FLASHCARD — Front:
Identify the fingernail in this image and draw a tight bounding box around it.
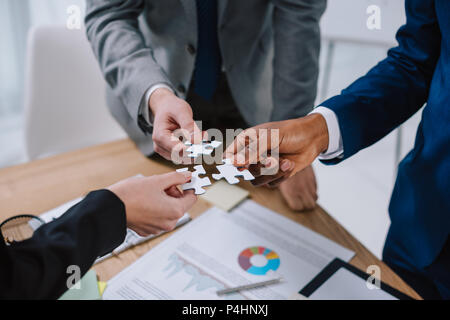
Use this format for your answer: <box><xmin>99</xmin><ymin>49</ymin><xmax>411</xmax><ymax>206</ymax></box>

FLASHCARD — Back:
<box><xmin>181</xmin><ymin>172</ymin><xmax>192</xmax><ymax>179</ymax></box>
<box><xmin>281</xmin><ymin>160</ymin><xmax>291</xmax><ymax>172</ymax></box>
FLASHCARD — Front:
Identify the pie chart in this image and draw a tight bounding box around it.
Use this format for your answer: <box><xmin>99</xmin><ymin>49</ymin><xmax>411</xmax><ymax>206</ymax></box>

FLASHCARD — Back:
<box><xmin>238</xmin><ymin>246</ymin><xmax>280</xmax><ymax>275</ymax></box>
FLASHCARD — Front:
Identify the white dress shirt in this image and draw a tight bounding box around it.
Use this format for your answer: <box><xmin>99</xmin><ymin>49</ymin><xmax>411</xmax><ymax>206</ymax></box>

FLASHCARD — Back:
<box><xmin>139</xmin><ymin>83</ymin><xmax>174</xmax><ymax>126</ymax></box>
<box><xmin>309</xmin><ymin>106</ymin><xmax>344</xmax><ymax>160</ymax></box>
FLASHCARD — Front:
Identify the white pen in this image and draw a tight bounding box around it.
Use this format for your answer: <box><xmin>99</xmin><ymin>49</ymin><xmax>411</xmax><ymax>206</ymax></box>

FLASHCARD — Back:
<box><xmin>216</xmin><ymin>277</ymin><xmax>283</xmax><ymax>296</ymax></box>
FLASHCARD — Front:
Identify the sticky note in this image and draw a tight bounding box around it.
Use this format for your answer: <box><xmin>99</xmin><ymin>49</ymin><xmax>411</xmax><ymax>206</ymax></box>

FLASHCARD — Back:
<box><xmin>59</xmin><ymin>270</ymin><xmax>101</xmax><ymax>300</ymax></box>
<box><xmin>200</xmin><ymin>180</ymin><xmax>249</xmax><ymax>211</ymax></box>
<box><xmin>98</xmin><ymin>281</ymin><xmax>107</xmax><ymax>296</ymax></box>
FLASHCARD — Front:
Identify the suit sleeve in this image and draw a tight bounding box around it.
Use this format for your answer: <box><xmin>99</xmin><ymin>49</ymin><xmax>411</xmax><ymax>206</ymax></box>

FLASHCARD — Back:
<box><xmin>270</xmin><ymin>0</ymin><xmax>326</xmax><ymax>121</ymax></box>
<box><xmin>0</xmin><ymin>190</ymin><xmax>127</xmax><ymax>300</ymax></box>
<box><xmin>84</xmin><ymin>0</ymin><xmax>174</xmax><ymax>130</ymax></box>
<box><xmin>320</xmin><ymin>0</ymin><xmax>441</xmax><ymax>163</ymax></box>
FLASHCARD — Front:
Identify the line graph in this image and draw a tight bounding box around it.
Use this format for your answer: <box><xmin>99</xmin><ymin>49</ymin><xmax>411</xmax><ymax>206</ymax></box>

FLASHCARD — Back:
<box><xmin>163</xmin><ymin>253</ymin><xmax>246</xmax><ymax>299</ymax></box>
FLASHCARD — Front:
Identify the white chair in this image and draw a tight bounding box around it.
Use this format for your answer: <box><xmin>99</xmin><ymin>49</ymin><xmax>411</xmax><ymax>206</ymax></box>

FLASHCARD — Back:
<box><xmin>23</xmin><ymin>25</ymin><xmax>126</xmax><ymax>161</ymax></box>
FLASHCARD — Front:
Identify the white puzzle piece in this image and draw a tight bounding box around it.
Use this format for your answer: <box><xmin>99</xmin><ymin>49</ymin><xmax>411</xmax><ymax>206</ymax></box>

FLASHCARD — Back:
<box><xmin>185</xmin><ymin>140</ymin><xmax>222</xmax><ymax>158</ymax></box>
<box><xmin>176</xmin><ymin>165</ymin><xmax>211</xmax><ymax>195</ymax></box>
<box><xmin>212</xmin><ymin>159</ymin><xmax>255</xmax><ymax>185</ymax></box>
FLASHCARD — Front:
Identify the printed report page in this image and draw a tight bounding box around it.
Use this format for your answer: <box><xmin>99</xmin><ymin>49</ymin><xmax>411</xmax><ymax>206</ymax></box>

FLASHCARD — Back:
<box><xmin>103</xmin><ymin>200</ymin><xmax>354</xmax><ymax>300</ymax></box>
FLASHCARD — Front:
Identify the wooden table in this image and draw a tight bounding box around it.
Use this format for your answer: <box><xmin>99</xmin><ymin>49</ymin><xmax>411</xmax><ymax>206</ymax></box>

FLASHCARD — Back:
<box><xmin>0</xmin><ymin>139</ymin><xmax>420</xmax><ymax>299</ymax></box>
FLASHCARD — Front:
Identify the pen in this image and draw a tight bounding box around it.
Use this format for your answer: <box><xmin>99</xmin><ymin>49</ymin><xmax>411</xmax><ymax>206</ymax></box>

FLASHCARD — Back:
<box><xmin>216</xmin><ymin>277</ymin><xmax>283</xmax><ymax>296</ymax></box>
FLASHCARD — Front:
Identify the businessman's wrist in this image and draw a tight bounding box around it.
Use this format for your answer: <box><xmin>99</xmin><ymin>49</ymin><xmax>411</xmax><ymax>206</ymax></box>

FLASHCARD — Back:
<box><xmin>300</xmin><ymin>113</ymin><xmax>329</xmax><ymax>155</ymax></box>
<box><xmin>149</xmin><ymin>87</ymin><xmax>175</xmax><ymax>116</ymax></box>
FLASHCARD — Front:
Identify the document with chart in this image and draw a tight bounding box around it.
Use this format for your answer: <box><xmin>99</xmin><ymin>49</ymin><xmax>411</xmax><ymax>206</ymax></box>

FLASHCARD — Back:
<box><xmin>103</xmin><ymin>200</ymin><xmax>354</xmax><ymax>300</ymax></box>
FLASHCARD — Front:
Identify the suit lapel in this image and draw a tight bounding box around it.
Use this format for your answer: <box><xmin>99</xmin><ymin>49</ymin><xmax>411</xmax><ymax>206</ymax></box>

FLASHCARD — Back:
<box><xmin>218</xmin><ymin>0</ymin><xmax>229</xmax><ymax>26</ymax></box>
<box><xmin>179</xmin><ymin>0</ymin><xmax>197</xmax><ymax>41</ymax></box>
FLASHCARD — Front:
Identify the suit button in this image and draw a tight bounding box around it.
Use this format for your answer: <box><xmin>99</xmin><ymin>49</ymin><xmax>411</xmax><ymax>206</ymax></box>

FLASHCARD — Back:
<box><xmin>178</xmin><ymin>84</ymin><xmax>186</xmax><ymax>94</ymax></box>
<box><xmin>186</xmin><ymin>44</ymin><xmax>196</xmax><ymax>55</ymax></box>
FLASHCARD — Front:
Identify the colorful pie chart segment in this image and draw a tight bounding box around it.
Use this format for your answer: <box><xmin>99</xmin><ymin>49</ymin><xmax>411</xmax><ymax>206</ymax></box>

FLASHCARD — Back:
<box><xmin>238</xmin><ymin>246</ymin><xmax>280</xmax><ymax>275</ymax></box>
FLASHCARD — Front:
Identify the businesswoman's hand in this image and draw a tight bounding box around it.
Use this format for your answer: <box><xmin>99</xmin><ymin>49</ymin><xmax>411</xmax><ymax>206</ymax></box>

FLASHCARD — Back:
<box><xmin>108</xmin><ymin>171</ymin><xmax>197</xmax><ymax>237</ymax></box>
<box><xmin>149</xmin><ymin>88</ymin><xmax>205</xmax><ymax>163</ymax></box>
<box><xmin>224</xmin><ymin>113</ymin><xmax>329</xmax><ymax>187</ymax></box>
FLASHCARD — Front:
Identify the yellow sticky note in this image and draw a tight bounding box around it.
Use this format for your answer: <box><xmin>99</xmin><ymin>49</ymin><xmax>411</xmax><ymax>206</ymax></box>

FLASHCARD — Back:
<box><xmin>98</xmin><ymin>281</ymin><xmax>107</xmax><ymax>296</ymax></box>
<box><xmin>200</xmin><ymin>180</ymin><xmax>249</xmax><ymax>211</ymax></box>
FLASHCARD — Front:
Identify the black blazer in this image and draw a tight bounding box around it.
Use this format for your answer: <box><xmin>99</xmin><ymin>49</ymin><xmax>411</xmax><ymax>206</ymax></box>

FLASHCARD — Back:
<box><xmin>0</xmin><ymin>190</ymin><xmax>127</xmax><ymax>299</ymax></box>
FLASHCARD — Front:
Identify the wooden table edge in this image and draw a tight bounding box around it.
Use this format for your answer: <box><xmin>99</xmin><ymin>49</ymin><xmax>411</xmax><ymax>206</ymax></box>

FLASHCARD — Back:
<box><xmin>0</xmin><ymin>139</ymin><xmax>421</xmax><ymax>299</ymax></box>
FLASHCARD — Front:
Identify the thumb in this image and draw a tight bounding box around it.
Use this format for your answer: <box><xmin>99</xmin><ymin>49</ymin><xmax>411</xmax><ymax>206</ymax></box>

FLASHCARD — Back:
<box><xmin>225</xmin><ymin>127</ymin><xmax>265</xmax><ymax>167</ymax></box>
<box><xmin>156</xmin><ymin>171</ymin><xmax>192</xmax><ymax>190</ymax></box>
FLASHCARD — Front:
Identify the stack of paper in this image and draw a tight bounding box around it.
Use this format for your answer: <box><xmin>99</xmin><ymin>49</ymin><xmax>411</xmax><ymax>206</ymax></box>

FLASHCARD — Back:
<box><xmin>103</xmin><ymin>200</ymin><xmax>354</xmax><ymax>300</ymax></box>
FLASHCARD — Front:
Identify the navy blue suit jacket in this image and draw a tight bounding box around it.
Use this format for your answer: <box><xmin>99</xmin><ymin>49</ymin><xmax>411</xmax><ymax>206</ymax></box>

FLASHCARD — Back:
<box><xmin>321</xmin><ymin>0</ymin><xmax>449</xmax><ymax>270</ymax></box>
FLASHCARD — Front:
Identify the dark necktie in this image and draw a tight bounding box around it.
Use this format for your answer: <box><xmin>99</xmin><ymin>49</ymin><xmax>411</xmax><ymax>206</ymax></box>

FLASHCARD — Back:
<box><xmin>193</xmin><ymin>0</ymin><xmax>222</xmax><ymax>101</ymax></box>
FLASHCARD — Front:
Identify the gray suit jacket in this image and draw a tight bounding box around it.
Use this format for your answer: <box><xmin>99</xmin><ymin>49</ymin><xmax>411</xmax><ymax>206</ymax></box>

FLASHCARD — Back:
<box><xmin>85</xmin><ymin>0</ymin><xmax>326</xmax><ymax>155</ymax></box>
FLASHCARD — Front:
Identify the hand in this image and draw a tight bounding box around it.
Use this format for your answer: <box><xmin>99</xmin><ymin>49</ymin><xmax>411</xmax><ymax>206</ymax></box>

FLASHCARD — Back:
<box><xmin>279</xmin><ymin>165</ymin><xmax>318</xmax><ymax>211</ymax></box>
<box><xmin>224</xmin><ymin>113</ymin><xmax>329</xmax><ymax>186</ymax></box>
<box><xmin>149</xmin><ymin>88</ymin><xmax>205</xmax><ymax>162</ymax></box>
<box><xmin>108</xmin><ymin>172</ymin><xmax>197</xmax><ymax>237</ymax></box>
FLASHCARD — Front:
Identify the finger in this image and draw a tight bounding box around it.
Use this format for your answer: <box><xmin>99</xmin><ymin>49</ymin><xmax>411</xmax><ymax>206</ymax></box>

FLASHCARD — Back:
<box><xmin>228</xmin><ymin>125</ymin><xmax>282</xmax><ymax>167</ymax></box>
<box><xmin>201</xmin><ymin>130</ymin><xmax>209</xmax><ymax>141</ymax></box>
<box><xmin>248</xmin><ymin>156</ymin><xmax>285</xmax><ymax>178</ymax></box>
<box><xmin>283</xmin><ymin>186</ymin><xmax>307</xmax><ymax>211</ymax></box>
<box><xmin>171</xmin><ymin>141</ymin><xmax>194</xmax><ymax>165</ymax></box>
<box><xmin>132</xmin><ymin>225</ymin><xmax>163</xmax><ymax>237</ymax></box>
<box><xmin>307</xmin><ymin>167</ymin><xmax>318</xmax><ymax>197</ymax></box>
<box><xmin>147</xmin><ymin>219</ymin><xmax>176</xmax><ymax>233</ymax></box>
<box><xmin>153</xmin><ymin>129</ymin><xmax>187</xmax><ymax>159</ymax></box>
<box><xmin>162</xmin><ymin>128</ymin><xmax>199</xmax><ymax>164</ymax></box>
<box><xmin>267</xmin><ymin>175</ymin><xmax>290</xmax><ymax>188</ymax></box>
<box><xmin>175</xmin><ymin>112</ymin><xmax>203</xmax><ymax>144</ymax></box>
<box><xmin>165</xmin><ymin>185</ymin><xmax>183</xmax><ymax>198</ymax></box>
<box><xmin>153</xmin><ymin>141</ymin><xmax>174</xmax><ymax>160</ymax></box>
<box><xmin>305</xmin><ymin>173</ymin><xmax>318</xmax><ymax>202</ymax></box>
<box><xmin>259</xmin><ymin>156</ymin><xmax>283</xmax><ymax>176</ymax></box>
<box><xmin>188</xmin><ymin>126</ymin><xmax>207</xmax><ymax>145</ymax></box>
<box><xmin>250</xmin><ymin>157</ymin><xmax>288</xmax><ymax>186</ymax></box>
<box><xmin>301</xmin><ymin>191</ymin><xmax>316</xmax><ymax>210</ymax></box>
<box><xmin>280</xmin><ymin>158</ymin><xmax>293</xmax><ymax>173</ymax></box>
<box><xmin>144</xmin><ymin>226</ymin><xmax>164</xmax><ymax>236</ymax></box>
<box><xmin>174</xmin><ymin>190</ymin><xmax>198</xmax><ymax>214</ymax></box>
<box><xmin>224</xmin><ymin>126</ymin><xmax>263</xmax><ymax>157</ymax></box>
<box><xmin>252</xmin><ymin>171</ymin><xmax>289</xmax><ymax>187</ymax></box>
<box><xmin>224</xmin><ymin>130</ymin><xmax>248</xmax><ymax>159</ymax></box>
<box><xmin>295</xmin><ymin>166</ymin><xmax>318</xmax><ymax>203</ymax></box>
<box><xmin>283</xmin><ymin>182</ymin><xmax>316</xmax><ymax>211</ymax></box>
<box><xmin>155</xmin><ymin>171</ymin><xmax>192</xmax><ymax>189</ymax></box>
<box><xmin>247</xmin><ymin>162</ymin><xmax>264</xmax><ymax>178</ymax></box>
<box><xmin>224</xmin><ymin>128</ymin><xmax>264</xmax><ymax>166</ymax></box>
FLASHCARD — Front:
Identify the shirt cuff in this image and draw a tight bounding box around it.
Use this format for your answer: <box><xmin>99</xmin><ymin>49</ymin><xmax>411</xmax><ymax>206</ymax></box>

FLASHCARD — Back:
<box><xmin>309</xmin><ymin>106</ymin><xmax>344</xmax><ymax>160</ymax></box>
<box><xmin>138</xmin><ymin>83</ymin><xmax>174</xmax><ymax>127</ymax></box>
